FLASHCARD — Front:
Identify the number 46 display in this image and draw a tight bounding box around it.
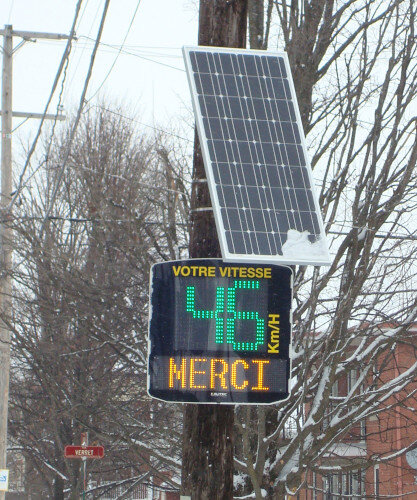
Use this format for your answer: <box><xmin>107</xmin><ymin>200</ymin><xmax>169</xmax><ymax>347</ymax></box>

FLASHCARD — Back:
<box><xmin>186</xmin><ymin>280</ymin><xmax>265</xmax><ymax>351</ymax></box>
<box><xmin>147</xmin><ymin>259</ymin><xmax>292</xmax><ymax>405</ymax></box>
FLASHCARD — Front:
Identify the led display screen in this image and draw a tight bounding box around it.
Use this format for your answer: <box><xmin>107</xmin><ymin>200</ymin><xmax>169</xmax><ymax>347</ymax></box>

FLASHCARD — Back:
<box><xmin>147</xmin><ymin>259</ymin><xmax>292</xmax><ymax>404</ymax></box>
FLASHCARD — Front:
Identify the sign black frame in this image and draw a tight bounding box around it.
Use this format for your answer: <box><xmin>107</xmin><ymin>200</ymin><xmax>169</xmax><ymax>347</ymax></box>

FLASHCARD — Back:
<box><xmin>147</xmin><ymin>259</ymin><xmax>292</xmax><ymax>404</ymax></box>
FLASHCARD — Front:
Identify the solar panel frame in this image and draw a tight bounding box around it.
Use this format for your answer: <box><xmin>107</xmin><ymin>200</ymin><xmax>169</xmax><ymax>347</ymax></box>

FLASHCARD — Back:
<box><xmin>183</xmin><ymin>46</ymin><xmax>331</xmax><ymax>266</ymax></box>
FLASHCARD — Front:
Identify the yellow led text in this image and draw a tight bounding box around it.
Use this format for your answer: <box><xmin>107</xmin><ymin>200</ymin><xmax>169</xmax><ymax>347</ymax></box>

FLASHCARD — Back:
<box><xmin>210</xmin><ymin>359</ymin><xmax>229</xmax><ymax>389</ymax></box>
<box><xmin>189</xmin><ymin>358</ymin><xmax>208</xmax><ymax>389</ymax></box>
<box><xmin>171</xmin><ymin>265</ymin><xmax>272</xmax><ymax>279</ymax></box>
<box><xmin>268</xmin><ymin>314</ymin><xmax>280</xmax><ymax>354</ymax></box>
<box><xmin>230</xmin><ymin>360</ymin><xmax>249</xmax><ymax>390</ymax></box>
<box><xmin>169</xmin><ymin>357</ymin><xmax>187</xmax><ymax>388</ymax></box>
<box><xmin>172</xmin><ymin>265</ymin><xmax>216</xmax><ymax>277</ymax></box>
<box><xmin>168</xmin><ymin>357</ymin><xmax>270</xmax><ymax>391</ymax></box>
<box><xmin>218</xmin><ymin>266</ymin><xmax>271</xmax><ymax>279</ymax></box>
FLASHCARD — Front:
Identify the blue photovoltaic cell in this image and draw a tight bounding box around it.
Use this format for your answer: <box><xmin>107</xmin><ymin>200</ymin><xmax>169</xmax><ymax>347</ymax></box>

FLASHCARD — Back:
<box><xmin>183</xmin><ymin>47</ymin><xmax>330</xmax><ymax>265</ymax></box>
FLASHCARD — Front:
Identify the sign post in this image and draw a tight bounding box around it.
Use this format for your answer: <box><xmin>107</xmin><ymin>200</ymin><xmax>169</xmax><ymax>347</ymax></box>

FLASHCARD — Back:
<box><xmin>81</xmin><ymin>432</ymin><xmax>87</xmax><ymax>500</ymax></box>
<box><xmin>148</xmin><ymin>259</ymin><xmax>292</xmax><ymax>404</ymax></box>
<box><xmin>64</xmin><ymin>435</ymin><xmax>104</xmax><ymax>499</ymax></box>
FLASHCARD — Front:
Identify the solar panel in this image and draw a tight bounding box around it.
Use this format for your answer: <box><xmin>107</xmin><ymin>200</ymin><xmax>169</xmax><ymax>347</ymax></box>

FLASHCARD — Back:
<box><xmin>183</xmin><ymin>46</ymin><xmax>331</xmax><ymax>266</ymax></box>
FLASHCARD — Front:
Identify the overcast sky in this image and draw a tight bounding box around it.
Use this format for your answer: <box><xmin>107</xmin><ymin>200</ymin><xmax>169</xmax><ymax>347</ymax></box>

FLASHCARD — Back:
<box><xmin>0</xmin><ymin>0</ymin><xmax>199</xmax><ymax>149</ymax></box>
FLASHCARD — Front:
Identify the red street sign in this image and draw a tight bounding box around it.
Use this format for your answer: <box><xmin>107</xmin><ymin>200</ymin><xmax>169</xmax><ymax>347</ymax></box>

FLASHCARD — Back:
<box><xmin>64</xmin><ymin>445</ymin><xmax>104</xmax><ymax>459</ymax></box>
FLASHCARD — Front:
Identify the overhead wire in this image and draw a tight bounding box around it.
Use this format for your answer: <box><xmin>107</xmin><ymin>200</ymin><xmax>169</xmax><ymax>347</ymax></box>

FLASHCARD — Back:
<box><xmin>97</xmin><ymin>44</ymin><xmax>185</xmax><ymax>71</ymax></box>
<box><xmin>4</xmin><ymin>215</ymin><xmax>188</xmax><ymax>225</ymax></box>
<box><xmin>86</xmin><ymin>0</ymin><xmax>143</xmax><ymax>102</ymax></box>
<box><xmin>7</xmin><ymin>0</ymin><xmax>14</xmax><ymax>23</ymax></box>
<box><xmin>41</xmin><ymin>35</ymin><xmax>73</xmax><ymax>174</ymax></box>
<box><xmin>62</xmin><ymin>0</ymin><xmax>102</xmax><ymax>102</ymax></box>
<box><xmin>10</xmin><ymin>5</ymin><xmax>415</xmax><ymax>246</ymax></box>
<box><xmin>9</xmin><ymin>0</ymin><xmax>84</xmax><ymax>210</ymax></box>
<box><xmin>40</xmin><ymin>39</ymin><xmax>183</xmax><ymax>58</ymax></box>
<box><xmin>7</xmin><ymin>213</ymin><xmax>416</xmax><ymax>241</ymax></box>
<box><xmin>78</xmin><ymin>36</ymin><xmax>185</xmax><ymax>72</ymax></box>
<box><xmin>9</xmin><ymin>0</ymin><xmax>189</xmax><ymax>222</ymax></box>
<box><xmin>12</xmin><ymin>117</ymin><xmax>29</xmax><ymax>132</ymax></box>
<box><xmin>89</xmin><ymin>104</ymin><xmax>193</xmax><ymax>143</ymax></box>
<box><xmin>39</xmin><ymin>0</ymin><xmax>112</xmax><ymax>237</ymax></box>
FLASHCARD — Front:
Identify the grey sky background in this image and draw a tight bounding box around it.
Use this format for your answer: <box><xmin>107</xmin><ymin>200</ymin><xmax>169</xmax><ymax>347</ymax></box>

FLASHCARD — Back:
<box><xmin>1</xmin><ymin>0</ymin><xmax>199</xmax><ymax>149</ymax></box>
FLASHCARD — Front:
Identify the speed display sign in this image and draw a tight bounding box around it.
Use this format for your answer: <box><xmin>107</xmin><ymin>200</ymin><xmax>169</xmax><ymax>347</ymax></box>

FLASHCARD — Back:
<box><xmin>147</xmin><ymin>259</ymin><xmax>292</xmax><ymax>404</ymax></box>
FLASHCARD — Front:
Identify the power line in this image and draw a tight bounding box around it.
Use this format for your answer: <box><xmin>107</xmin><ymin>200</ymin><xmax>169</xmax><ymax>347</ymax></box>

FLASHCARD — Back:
<box><xmin>61</xmin><ymin>0</ymin><xmax>99</xmax><ymax>103</ymax></box>
<box><xmin>40</xmin><ymin>0</ymin><xmax>112</xmax><ymax>237</ymax></box>
<box><xmin>42</xmin><ymin>38</ymin><xmax>183</xmax><ymax>57</ymax></box>
<box><xmin>7</xmin><ymin>0</ymin><xmax>14</xmax><ymax>24</ymax></box>
<box><xmin>9</xmin><ymin>0</ymin><xmax>83</xmax><ymax>211</ymax></box>
<box><xmin>12</xmin><ymin>117</ymin><xmax>29</xmax><ymax>132</ymax></box>
<box><xmin>89</xmin><ymin>104</ymin><xmax>193</xmax><ymax>143</ymax></box>
<box><xmin>8</xmin><ymin>213</ymin><xmax>417</xmax><ymax>242</ymax></box>
<box><xmin>59</xmin><ymin>159</ymin><xmax>191</xmax><ymax>196</ymax></box>
<box><xmin>78</xmin><ymin>36</ymin><xmax>185</xmax><ymax>72</ymax></box>
<box><xmin>10</xmin><ymin>104</ymin><xmax>193</xmax><ymax>208</ymax></box>
<box><xmin>8</xmin><ymin>106</ymin><xmax>193</xmax><ymax>203</ymax></box>
<box><xmin>41</xmin><ymin>34</ymin><xmax>74</xmax><ymax>179</ymax></box>
<box><xmin>327</xmin><ymin>230</ymin><xmax>417</xmax><ymax>242</ymax></box>
<box><xmin>86</xmin><ymin>0</ymin><xmax>143</xmax><ymax>102</ymax></box>
<box><xmin>4</xmin><ymin>215</ymin><xmax>189</xmax><ymax>225</ymax></box>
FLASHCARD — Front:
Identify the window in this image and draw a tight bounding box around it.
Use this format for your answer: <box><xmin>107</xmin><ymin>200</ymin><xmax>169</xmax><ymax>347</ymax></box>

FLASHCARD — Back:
<box><xmin>324</xmin><ymin>470</ymin><xmax>365</xmax><ymax>499</ymax></box>
<box><xmin>347</xmin><ymin>368</ymin><xmax>366</xmax><ymax>440</ymax></box>
<box><xmin>374</xmin><ymin>465</ymin><xmax>380</xmax><ymax>498</ymax></box>
<box><xmin>323</xmin><ymin>381</ymin><xmax>339</xmax><ymax>431</ymax></box>
<box><xmin>322</xmin><ymin>370</ymin><xmax>366</xmax><ymax>439</ymax></box>
<box><xmin>100</xmin><ymin>482</ymin><xmax>149</xmax><ymax>499</ymax></box>
<box><xmin>312</xmin><ymin>472</ymin><xmax>317</xmax><ymax>500</ymax></box>
<box><xmin>324</xmin><ymin>473</ymin><xmax>338</xmax><ymax>499</ymax></box>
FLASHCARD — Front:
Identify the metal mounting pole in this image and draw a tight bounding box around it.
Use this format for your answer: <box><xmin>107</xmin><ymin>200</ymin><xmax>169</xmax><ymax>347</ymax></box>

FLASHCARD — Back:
<box><xmin>81</xmin><ymin>432</ymin><xmax>88</xmax><ymax>500</ymax></box>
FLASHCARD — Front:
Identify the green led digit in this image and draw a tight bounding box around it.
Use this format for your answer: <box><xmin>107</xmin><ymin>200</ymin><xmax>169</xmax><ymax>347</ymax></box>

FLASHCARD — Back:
<box><xmin>186</xmin><ymin>286</ymin><xmax>214</xmax><ymax>319</ymax></box>
<box><xmin>185</xmin><ymin>280</ymin><xmax>265</xmax><ymax>351</ymax></box>
<box><xmin>227</xmin><ymin>281</ymin><xmax>265</xmax><ymax>351</ymax></box>
<box><xmin>186</xmin><ymin>285</ymin><xmax>224</xmax><ymax>341</ymax></box>
<box><xmin>215</xmin><ymin>287</ymin><xmax>225</xmax><ymax>343</ymax></box>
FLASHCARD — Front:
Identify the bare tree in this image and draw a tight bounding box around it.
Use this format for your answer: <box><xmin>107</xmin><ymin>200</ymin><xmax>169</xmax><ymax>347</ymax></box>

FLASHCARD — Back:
<box><xmin>8</xmin><ymin>107</ymin><xmax>190</xmax><ymax>498</ymax></box>
<box><xmin>6</xmin><ymin>1</ymin><xmax>417</xmax><ymax>498</ymax></box>
<box><xmin>234</xmin><ymin>0</ymin><xmax>417</xmax><ymax>497</ymax></box>
<box><xmin>248</xmin><ymin>0</ymin><xmax>274</xmax><ymax>50</ymax></box>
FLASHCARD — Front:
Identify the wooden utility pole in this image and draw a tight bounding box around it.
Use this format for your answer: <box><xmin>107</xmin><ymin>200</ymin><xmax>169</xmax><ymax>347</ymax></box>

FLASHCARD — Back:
<box><xmin>181</xmin><ymin>2</ymin><xmax>248</xmax><ymax>499</ymax></box>
<box><xmin>0</xmin><ymin>25</ymin><xmax>66</xmax><ymax>500</ymax></box>
<box><xmin>0</xmin><ymin>26</ymin><xmax>12</xmax><ymax>500</ymax></box>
